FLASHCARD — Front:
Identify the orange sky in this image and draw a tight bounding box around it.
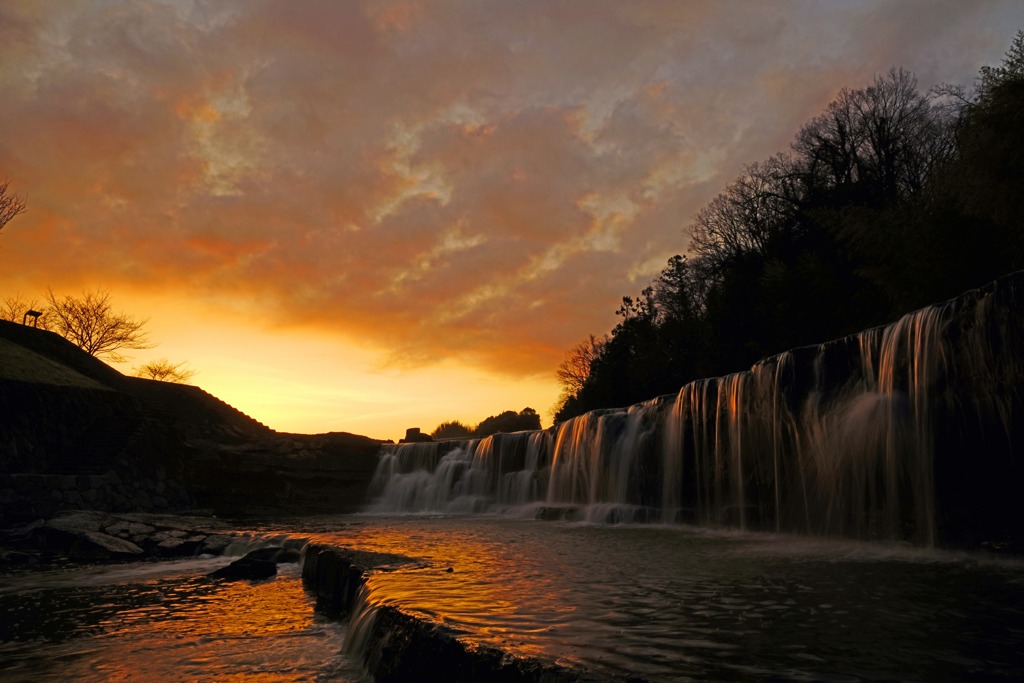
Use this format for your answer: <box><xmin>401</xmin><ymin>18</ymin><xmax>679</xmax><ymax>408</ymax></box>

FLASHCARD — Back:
<box><xmin>1</xmin><ymin>1</ymin><xmax>1021</xmax><ymax>441</ymax></box>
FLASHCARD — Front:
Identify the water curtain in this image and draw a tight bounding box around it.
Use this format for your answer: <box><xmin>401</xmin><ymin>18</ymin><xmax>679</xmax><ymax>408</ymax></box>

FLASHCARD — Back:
<box><xmin>367</xmin><ymin>274</ymin><xmax>1023</xmax><ymax>546</ymax></box>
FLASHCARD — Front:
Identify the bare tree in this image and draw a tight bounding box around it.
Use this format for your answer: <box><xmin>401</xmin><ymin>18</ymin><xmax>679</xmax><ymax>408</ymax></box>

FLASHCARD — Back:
<box><xmin>556</xmin><ymin>334</ymin><xmax>606</xmax><ymax>397</ymax></box>
<box><xmin>1</xmin><ymin>293</ymin><xmax>47</xmax><ymax>326</ymax></box>
<box><xmin>688</xmin><ymin>154</ymin><xmax>797</xmax><ymax>277</ymax></box>
<box><xmin>793</xmin><ymin>68</ymin><xmax>955</xmax><ymax>202</ymax></box>
<box><xmin>1</xmin><ymin>179</ymin><xmax>27</xmax><ymax>234</ymax></box>
<box><xmin>45</xmin><ymin>289</ymin><xmax>153</xmax><ymax>362</ymax></box>
<box><xmin>134</xmin><ymin>358</ymin><xmax>197</xmax><ymax>383</ymax></box>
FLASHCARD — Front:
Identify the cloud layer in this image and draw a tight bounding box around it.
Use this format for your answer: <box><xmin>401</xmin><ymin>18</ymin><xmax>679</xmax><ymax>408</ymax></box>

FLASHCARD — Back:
<box><xmin>2</xmin><ymin>0</ymin><xmax>1020</xmax><ymax>384</ymax></box>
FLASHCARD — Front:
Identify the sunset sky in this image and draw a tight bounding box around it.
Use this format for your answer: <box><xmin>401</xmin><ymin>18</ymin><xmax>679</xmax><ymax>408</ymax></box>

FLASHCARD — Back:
<box><xmin>1</xmin><ymin>1</ymin><xmax>1021</xmax><ymax>441</ymax></box>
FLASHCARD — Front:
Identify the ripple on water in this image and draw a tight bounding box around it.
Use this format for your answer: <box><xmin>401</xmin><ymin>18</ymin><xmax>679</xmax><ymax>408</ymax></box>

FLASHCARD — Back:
<box><xmin>309</xmin><ymin>515</ymin><xmax>1024</xmax><ymax>681</ymax></box>
<box><xmin>2</xmin><ymin>516</ymin><xmax>1023</xmax><ymax>682</ymax></box>
<box><xmin>0</xmin><ymin>559</ymin><xmax>364</xmax><ymax>682</ymax></box>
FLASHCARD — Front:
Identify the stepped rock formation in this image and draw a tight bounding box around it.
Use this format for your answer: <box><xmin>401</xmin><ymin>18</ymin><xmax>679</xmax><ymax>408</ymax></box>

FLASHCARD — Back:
<box><xmin>301</xmin><ymin>544</ymin><xmax>601</xmax><ymax>683</ymax></box>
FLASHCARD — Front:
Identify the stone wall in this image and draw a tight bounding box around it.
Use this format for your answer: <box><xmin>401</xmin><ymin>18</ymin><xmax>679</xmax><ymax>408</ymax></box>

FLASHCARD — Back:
<box><xmin>0</xmin><ymin>468</ymin><xmax>191</xmax><ymax>524</ymax></box>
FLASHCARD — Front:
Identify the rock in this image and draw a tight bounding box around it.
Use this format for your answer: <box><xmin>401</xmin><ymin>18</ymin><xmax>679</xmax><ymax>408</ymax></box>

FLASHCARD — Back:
<box><xmin>198</xmin><ymin>534</ymin><xmax>237</xmax><ymax>556</ymax></box>
<box><xmin>0</xmin><ymin>549</ymin><xmax>38</xmax><ymax>567</ymax></box>
<box><xmin>298</xmin><ymin>547</ymin><xmax>602</xmax><ymax>683</ymax></box>
<box><xmin>154</xmin><ymin>535</ymin><xmax>205</xmax><ymax>557</ymax></box>
<box><xmin>242</xmin><ymin>546</ymin><xmax>302</xmax><ymax>563</ymax></box>
<box><xmin>209</xmin><ymin>557</ymin><xmax>277</xmax><ymax>581</ymax></box>
<box><xmin>75</xmin><ymin>531</ymin><xmax>145</xmax><ymax>560</ymax></box>
<box><xmin>44</xmin><ymin>510</ymin><xmax>107</xmax><ymax>534</ymax></box>
<box><xmin>6</xmin><ymin>510</ymin><xmax>241</xmax><ymax>565</ymax></box>
<box><xmin>34</xmin><ymin>525</ymin><xmax>145</xmax><ymax>561</ymax></box>
<box><xmin>301</xmin><ymin>544</ymin><xmax>416</xmax><ymax>615</ymax></box>
<box><xmin>132</xmin><ymin>491</ymin><xmax>153</xmax><ymax>509</ymax></box>
<box><xmin>535</xmin><ymin>506</ymin><xmax>582</xmax><ymax>522</ymax></box>
<box><xmin>103</xmin><ymin>521</ymin><xmax>156</xmax><ymax>539</ymax></box>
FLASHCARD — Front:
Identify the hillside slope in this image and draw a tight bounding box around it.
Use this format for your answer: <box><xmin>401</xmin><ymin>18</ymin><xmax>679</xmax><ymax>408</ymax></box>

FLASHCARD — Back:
<box><xmin>0</xmin><ymin>321</ymin><xmax>382</xmax><ymax>523</ymax></box>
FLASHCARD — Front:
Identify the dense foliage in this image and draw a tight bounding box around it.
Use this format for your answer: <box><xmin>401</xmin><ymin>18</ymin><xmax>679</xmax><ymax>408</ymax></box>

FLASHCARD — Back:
<box><xmin>432</xmin><ymin>407</ymin><xmax>542</xmax><ymax>439</ymax></box>
<box><xmin>431</xmin><ymin>420</ymin><xmax>474</xmax><ymax>439</ymax></box>
<box><xmin>555</xmin><ymin>32</ymin><xmax>1024</xmax><ymax>423</ymax></box>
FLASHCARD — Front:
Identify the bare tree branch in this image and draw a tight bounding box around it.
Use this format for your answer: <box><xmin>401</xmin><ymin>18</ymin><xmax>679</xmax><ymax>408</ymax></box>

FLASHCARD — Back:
<box><xmin>0</xmin><ymin>179</ymin><xmax>27</xmax><ymax>233</ymax></box>
<box><xmin>134</xmin><ymin>358</ymin><xmax>197</xmax><ymax>383</ymax></box>
<box><xmin>44</xmin><ymin>289</ymin><xmax>153</xmax><ymax>362</ymax></box>
<box><xmin>1</xmin><ymin>294</ymin><xmax>47</xmax><ymax>326</ymax></box>
<box><xmin>556</xmin><ymin>334</ymin><xmax>606</xmax><ymax>396</ymax></box>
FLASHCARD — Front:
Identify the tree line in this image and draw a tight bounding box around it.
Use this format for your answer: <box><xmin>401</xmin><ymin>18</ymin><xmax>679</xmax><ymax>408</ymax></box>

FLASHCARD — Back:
<box><xmin>432</xmin><ymin>407</ymin><xmax>542</xmax><ymax>439</ymax></box>
<box><xmin>555</xmin><ymin>31</ymin><xmax>1024</xmax><ymax>422</ymax></box>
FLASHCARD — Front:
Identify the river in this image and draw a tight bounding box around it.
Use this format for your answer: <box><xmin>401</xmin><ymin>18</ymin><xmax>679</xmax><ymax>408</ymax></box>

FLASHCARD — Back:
<box><xmin>2</xmin><ymin>515</ymin><xmax>1023</xmax><ymax>681</ymax></box>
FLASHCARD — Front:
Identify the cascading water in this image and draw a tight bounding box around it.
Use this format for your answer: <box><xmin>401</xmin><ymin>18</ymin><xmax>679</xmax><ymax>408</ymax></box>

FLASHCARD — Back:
<box><xmin>365</xmin><ymin>273</ymin><xmax>1023</xmax><ymax>546</ymax></box>
<box><xmin>368</xmin><ymin>431</ymin><xmax>553</xmax><ymax>515</ymax></box>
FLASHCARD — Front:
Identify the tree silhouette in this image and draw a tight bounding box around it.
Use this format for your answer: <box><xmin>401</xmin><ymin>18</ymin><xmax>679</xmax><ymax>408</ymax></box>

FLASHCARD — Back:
<box><xmin>432</xmin><ymin>420</ymin><xmax>474</xmax><ymax>439</ymax></box>
<box><xmin>474</xmin><ymin>408</ymin><xmax>541</xmax><ymax>436</ymax></box>
<box><xmin>555</xmin><ymin>32</ymin><xmax>1024</xmax><ymax>423</ymax></box>
<box><xmin>44</xmin><ymin>289</ymin><xmax>153</xmax><ymax>362</ymax></box>
<box><xmin>1</xmin><ymin>294</ymin><xmax>46</xmax><ymax>325</ymax></box>
<box><xmin>0</xmin><ymin>179</ymin><xmax>26</xmax><ymax>234</ymax></box>
<box><xmin>134</xmin><ymin>358</ymin><xmax>197</xmax><ymax>383</ymax></box>
<box><xmin>556</xmin><ymin>335</ymin><xmax>606</xmax><ymax>395</ymax></box>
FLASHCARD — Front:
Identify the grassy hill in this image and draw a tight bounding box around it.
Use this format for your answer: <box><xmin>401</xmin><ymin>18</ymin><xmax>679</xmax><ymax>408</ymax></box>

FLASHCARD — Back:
<box><xmin>0</xmin><ymin>336</ymin><xmax>110</xmax><ymax>389</ymax></box>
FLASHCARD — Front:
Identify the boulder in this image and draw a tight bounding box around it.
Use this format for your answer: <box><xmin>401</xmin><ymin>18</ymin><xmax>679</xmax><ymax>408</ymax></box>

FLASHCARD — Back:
<box><xmin>4</xmin><ymin>510</ymin><xmax>240</xmax><ymax>565</ymax></box>
<box><xmin>76</xmin><ymin>530</ymin><xmax>145</xmax><ymax>560</ymax></box>
<box><xmin>34</xmin><ymin>525</ymin><xmax>145</xmax><ymax>561</ymax></box>
<box><xmin>242</xmin><ymin>546</ymin><xmax>303</xmax><ymax>563</ymax></box>
<box><xmin>154</xmin><ymin>535</ymin><xmax>206</xmax><ymax>557</ymax></box>
<box><xmin>209</xmin><ymin>556</ymin><xmax>277</xmax><ymax>581</ymax></box>
<box><xmin>198</xmin><ymin>534</ymin><xmax>237</xmax><ymax>556</ymax></box>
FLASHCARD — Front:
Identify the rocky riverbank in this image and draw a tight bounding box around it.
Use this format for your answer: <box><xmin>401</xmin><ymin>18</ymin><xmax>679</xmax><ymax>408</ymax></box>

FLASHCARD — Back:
<box><xmin>0</xmin><ymin>509</ymin><xmax>288</xmax><ymax>570</ymax></box>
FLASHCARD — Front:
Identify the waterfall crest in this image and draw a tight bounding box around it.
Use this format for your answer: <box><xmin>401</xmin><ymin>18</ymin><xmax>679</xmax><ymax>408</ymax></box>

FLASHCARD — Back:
<box><xmin>366</xmin><ymin>273</ymin><xmax>1024</xmax><ymax>546</ymax></box>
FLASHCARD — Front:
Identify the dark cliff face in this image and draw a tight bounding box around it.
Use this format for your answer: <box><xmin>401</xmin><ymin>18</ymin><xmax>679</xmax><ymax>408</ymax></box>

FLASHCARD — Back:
<box><xmin>0</xmin><ymin>321</ymin><xmax>382</xmax><ymax>523</ymax></box>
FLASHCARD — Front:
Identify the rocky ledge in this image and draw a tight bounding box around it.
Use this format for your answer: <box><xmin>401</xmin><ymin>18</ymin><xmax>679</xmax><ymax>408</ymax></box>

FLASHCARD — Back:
<box><xmin>302</xmin><ymin>543</ymin><xmax>621</xmax><ymax>683</ymax></box>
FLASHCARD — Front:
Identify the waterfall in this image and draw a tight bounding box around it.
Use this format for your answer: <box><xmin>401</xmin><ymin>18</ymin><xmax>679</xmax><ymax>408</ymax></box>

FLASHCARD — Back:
<box><xmin>368</xmin><ymin>431</ymin><xmax>553</xmax><ymax>515</ymax></box>
<box><xmin>342</xmin><ymin>584</ymin><xmax>379</xmax><ymax>659</ymax></box>
<box><xmin>363</xmin><ymin>273</ymin><xmax>1023</xmax><ymax>546</ymax></box>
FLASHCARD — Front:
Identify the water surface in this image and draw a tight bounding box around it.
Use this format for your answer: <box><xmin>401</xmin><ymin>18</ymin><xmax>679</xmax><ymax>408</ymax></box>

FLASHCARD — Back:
<box><xmin>0</xmin><ymin>556</ymin><xmax>361</xmax><ymax>682</ymax></box>
<box><xmin>2</xmin><ymin>516</ymin><xmax>1022</xmax><ymax>682</ymax></box>
<box><xmin>310</xmin><ymin>515</ymin><xmax>1024</xmax><ymax>682</ymax></box>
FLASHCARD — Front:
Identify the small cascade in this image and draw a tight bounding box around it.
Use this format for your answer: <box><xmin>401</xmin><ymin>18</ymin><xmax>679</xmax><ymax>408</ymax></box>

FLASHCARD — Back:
<box><xmin>363</xmin><ymin>273</ymin><xmax>1023</xmax><ymax>546</ymax></box>
<box><xmin>546</xmin><ymin>398</ymin><xmax>666</xmax><ymax>522</ymax></box>
<box><xmin>342</xmin><ymin>583</ymin><xmax>379</xmax><ymax>659</ymax></box>
<box><xmin>367</xmin><ymin>431</ymin><xmax>553</xmax><ymax>514</ymax></box>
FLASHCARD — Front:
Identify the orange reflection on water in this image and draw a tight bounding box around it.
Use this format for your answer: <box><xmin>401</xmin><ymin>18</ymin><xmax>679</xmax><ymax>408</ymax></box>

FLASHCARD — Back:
<box><xmin>49</xmin><ymin>567</ymin><xmax>347</xmax><ymax>683</ymax></box>
<box><xmin>314</xmin><ymin>521</ymin><xmax>585</xmax><ymax>665</ymax></box>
